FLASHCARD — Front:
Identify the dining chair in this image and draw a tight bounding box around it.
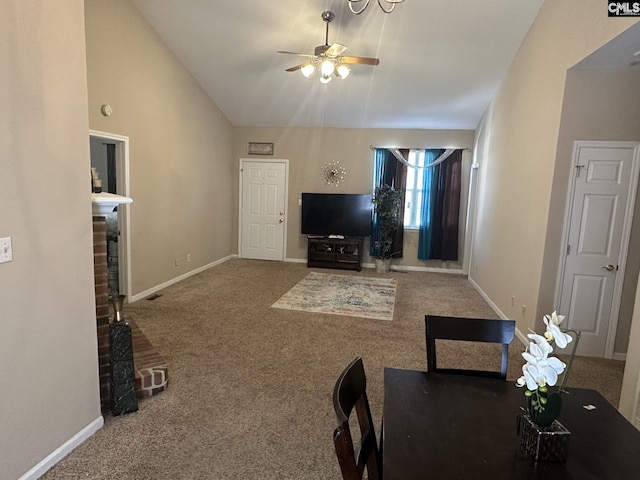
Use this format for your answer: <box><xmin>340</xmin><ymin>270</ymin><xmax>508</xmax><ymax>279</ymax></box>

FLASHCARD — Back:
<box><xmin>332</xmin><ymin>357</ymin><xmax>382</xmax><ymax>480</ymax></box>
<box><xmin>425</xmin><ymin>315</ymin><xmax>516</xmax><ymax>379</ymax></box>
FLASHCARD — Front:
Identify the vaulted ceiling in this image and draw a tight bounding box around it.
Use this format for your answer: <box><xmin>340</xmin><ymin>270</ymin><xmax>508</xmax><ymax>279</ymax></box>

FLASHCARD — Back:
<box><xmin>132</xmin><ymin>0</ymin><xmax>545</xmax><ymax>129</ymax></box>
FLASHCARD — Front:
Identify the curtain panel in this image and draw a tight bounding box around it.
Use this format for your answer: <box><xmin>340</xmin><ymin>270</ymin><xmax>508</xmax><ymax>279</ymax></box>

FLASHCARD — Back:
<box><xmin>370</xmin><ymin>148</ymin><xmax>407</xmax><ymax>258</ymax></box>
<box><xmin>418</xmin><ymin>149</ymin><xmax>462</xmax><ymax>261</ymax></box>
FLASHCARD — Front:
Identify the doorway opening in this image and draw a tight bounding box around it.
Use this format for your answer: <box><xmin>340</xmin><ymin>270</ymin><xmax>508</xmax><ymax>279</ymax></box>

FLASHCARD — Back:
<box><xmin>89</xmin><ymin>130</ymin><xmax>132</xmax><ymax>299</ymax></box>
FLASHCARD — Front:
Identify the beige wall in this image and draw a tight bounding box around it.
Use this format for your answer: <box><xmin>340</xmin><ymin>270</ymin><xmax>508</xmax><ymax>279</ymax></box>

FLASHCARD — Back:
<box><xmin>620</xmin><ymin>277</ymin><xmax>640</xmax><ymax>422</ymax></box>
<box><xmin>85</xmin><ymin>0</ymin><xmax>234</xmax><ymax>296</ymax></box>
<box><xmin>0</xmin><ymin>1</ymin><xmax>101</xmax><ymax>479</ymax></box>
<box><xmin>471</xmin><ymin>0</ymin><xmax>640</xmax><ymax>420</ymax></box>
<box><xmin>540</xmin><ymin>69</ymin><xmax>640</xmax><ymax>355</ymax></box>
<box><xmin>232</xmin><ymin>127</ymin><xmax>475</xmax><ymax>268</ymax></box>
<box><xmin>471</xmin><ymin>0</ymin><xmax>638</xmax><ymax>335</ymax></box>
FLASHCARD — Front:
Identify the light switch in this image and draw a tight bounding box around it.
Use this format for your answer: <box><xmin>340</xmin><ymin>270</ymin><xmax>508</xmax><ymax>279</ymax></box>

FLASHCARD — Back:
<box><xmin>0</xmin><ymin>237</ymin><xmax>13</xmax><ymax>263</ymax></box>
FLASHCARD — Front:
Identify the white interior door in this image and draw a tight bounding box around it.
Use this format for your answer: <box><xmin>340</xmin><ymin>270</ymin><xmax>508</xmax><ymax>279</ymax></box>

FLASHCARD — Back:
<box><xmin>240</xmin><ymin>159</ymin><xmax>287</xmax><ymax>261</ymax></box>
<box><xmin>558</xmin><ymin>143</ymin><xmax>640</xmax><ymax>357</ymax></box>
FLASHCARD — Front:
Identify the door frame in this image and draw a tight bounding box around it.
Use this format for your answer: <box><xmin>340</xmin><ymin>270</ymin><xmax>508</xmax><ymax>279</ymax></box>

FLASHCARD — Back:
<box><xmin>89</xmin><ymin>129</ymin><xmax>132</xmax><ymax>299</ymax></box>
<box><xmin>555</xmin><ymin>140</ymin><xmax>640</xmax><ymax>359</ymax></box>
<box><xmin>238</xmin><ymin>158</ymin><xmax>289</xmax><ymax>260</ymax></box>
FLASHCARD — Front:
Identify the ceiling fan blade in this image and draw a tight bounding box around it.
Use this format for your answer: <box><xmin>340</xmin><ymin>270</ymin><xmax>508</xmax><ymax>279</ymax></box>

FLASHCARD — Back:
<box><xmin>325</xmin><ymin>43</ymin><xmax>348</xmax><ymax>57</ymax></box>
<box><xmin>340</xmin><ymin>56</ymin><xmax>380</xmax><ymax>66</ymax></box>
<box><xmin>277</xmin><ymin>50</ymin><xmax>316</xmax><ymax>58</ymax></box>
<box><xmin>285</xmin><ymin>64</ymin><xmax>305</xmax><ymax>72</ymax></box>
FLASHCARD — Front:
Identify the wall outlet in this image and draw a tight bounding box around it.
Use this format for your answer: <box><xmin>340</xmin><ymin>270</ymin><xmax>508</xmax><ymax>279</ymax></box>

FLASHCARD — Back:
<box><xmin>174</xmin><ymin>258</ymin><xmax>179</xmax><ymax>267</ymax></box>
<box><xmin>511</xmin><ymin>295</ymin><xmax>515</xmax><ymax>307</ymax></box>
<box><xmin>521</xmin><ymin>304</ymin><xmax>527</xmax><ymax>316</ymax></box>
<box><xmin>187</xmin><ymin>253</ymin><xmax>192</xmax><ymax>262</ymax></box>
<box><xmin>0</xmin><ymin>237</ymin><xmax>13</xmax><ymax>263</ymax></box>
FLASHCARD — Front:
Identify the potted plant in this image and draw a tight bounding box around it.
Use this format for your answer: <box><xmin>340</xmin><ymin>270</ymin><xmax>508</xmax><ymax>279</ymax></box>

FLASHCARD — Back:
<box><xmin>372</xmin><ymin>184</ymin><xmax>403</xmax><ymax>273</ymax></box>
<box><xmin>516</xmin><ymin>311</ymin><xmax>581</xmax><ymax>462</ymax></box>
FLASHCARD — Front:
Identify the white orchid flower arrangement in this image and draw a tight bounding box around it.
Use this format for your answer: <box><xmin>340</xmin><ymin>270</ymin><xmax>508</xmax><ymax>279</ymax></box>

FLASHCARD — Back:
<box><xmin>516</xmin><ymin>311</ymin><xmax>580</xmax><ymax>428</ymax></box>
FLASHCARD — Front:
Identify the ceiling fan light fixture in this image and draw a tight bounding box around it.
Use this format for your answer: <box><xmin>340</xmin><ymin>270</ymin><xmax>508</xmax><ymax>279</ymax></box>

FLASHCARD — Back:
<box><xmin>348</xmin><ymin>0</ymin><xmax>405</xmax><ymax>15</ymax></box>
<box><xmin>278</xmin><ymin>10</ymin><xmax>380</xmax><ymax>84</ymax></box>
<box><xmin>321</xmin><ymin>59</ymin><xmax>335</xmax><ymax>76</ymax></box>
<box><xmin>337</xmin><ymin>64</ymin><xmax>350</xmax><ymax>79</ymax></box>
<box><xmin>301</xmin><ymin>63</ymin><xmax>316</xmax><ymax>78</ymax></box>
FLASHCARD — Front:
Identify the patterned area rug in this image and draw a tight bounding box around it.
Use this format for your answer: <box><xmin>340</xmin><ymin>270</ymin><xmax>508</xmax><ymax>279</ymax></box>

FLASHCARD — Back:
<box><xmin>271</xmin><ymin>271</ymin><xmax>397</xmax><ymax>321</ymax></box>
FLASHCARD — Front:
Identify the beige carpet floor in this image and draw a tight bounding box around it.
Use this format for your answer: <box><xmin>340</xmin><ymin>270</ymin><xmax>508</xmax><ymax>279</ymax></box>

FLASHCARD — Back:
<box><xmin>42</xmin><ymin>259</ymin><xmax>625</xmax><ymax>479</ymax></box>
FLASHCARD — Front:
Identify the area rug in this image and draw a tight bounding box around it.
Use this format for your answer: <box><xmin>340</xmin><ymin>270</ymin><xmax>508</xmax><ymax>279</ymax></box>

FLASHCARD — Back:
<box><xmin>271</xmin><ymin>271</ymin><xmax>397</xmax><ymax>321</ymax></box>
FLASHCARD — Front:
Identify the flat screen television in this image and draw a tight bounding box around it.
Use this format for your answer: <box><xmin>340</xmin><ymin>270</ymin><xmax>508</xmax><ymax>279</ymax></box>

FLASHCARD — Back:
<box><xmin>301</xmin><ymin>193</ymin><xmax>373</xmax><ymax>237</ymax></box>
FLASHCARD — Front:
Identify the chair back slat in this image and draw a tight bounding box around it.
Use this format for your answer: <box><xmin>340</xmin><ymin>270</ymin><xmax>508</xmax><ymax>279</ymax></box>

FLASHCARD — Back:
<box><xmin>425</xmin><ymin>315</ymin><xmax>516</xmax><ymax>379</ymax></box>
<box><xmin>332</xmin><ymin>357</ymin><xmax>381</xmax><ymax>480</ymax></box>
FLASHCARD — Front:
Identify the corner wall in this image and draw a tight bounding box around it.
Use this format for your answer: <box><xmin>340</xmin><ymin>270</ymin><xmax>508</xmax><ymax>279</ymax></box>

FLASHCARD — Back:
<box><xmin>85</xmin><ymin>0</ymin><xmax>234</xmax><ymax>297</ymax></box>
<box><xmin>540</xmin><ymin>69</ymin><xmax>640</xmax><ymax>355</ymax></box>
<box><xmin>470</xmin><ymin>0</ymin><xmax>638</xmax><ymax>334</ymax></box>
<box><xmin>0</xmin><ymin>2</ymin><xmax>101</xmax><ymax>478</ymax></box>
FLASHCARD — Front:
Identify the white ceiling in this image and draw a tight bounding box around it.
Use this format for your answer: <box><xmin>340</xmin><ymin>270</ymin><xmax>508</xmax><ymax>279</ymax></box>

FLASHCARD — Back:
<box><xmin>132</xmin><ymin>0</ymin><xmax>544</xmax><ymax>130</ymax></box>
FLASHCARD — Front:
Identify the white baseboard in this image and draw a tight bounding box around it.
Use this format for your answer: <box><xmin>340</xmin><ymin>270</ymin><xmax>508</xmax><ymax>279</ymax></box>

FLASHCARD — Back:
<box><xmin>467</xmin><ymin>277</ymin><xmax>631</xmax><ymax>358</ymax></box>
<box><xmin>129</xmin><ymin>255</ymin><xmax>233</xmax><ymax>302</ymax></box>
<box><xmin>18</xmin><ymin>416</ymin><xmax>103</xmax><ymax>480</ymax></box>
<box><xmin>382</xmin><ymin>264</ymin><xmax>464</xmax><ymax>274</ymax></box>
<box><xmin>468</xmin><ymin>275</ymin><xmax>528</xmax><ymax>347</ymax></box>
<box><xmin>285</xmin><ymin>257</ymin><xmax>307</xmax><ymax>264</ymax></box>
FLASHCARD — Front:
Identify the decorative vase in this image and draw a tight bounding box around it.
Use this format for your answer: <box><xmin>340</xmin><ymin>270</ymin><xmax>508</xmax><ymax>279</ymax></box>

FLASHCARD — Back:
<box><xmin>517</xmin><ymin>414</ymin><xmax>570</xmax><ymax>462</ymax></box>
<box><xmin>374</xmin><ymin>258</ymin><xmax>390</xmax><ymax>273</ymax></box>
<box><xmin>109</xmin><ymin>294</ymin><xmax>127</xmax><ymax>323</ymax></box>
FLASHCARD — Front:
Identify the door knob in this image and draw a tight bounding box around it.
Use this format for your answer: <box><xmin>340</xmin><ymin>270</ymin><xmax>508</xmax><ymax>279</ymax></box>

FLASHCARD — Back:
<box><xmin>602</xmin><ymin>264</ymin><xmax>616</xmax><ymax>272</ymax></box>
<box><xmin>279</xmin><ymin>219</ymin><xmax>284</xmax><ymax>224</ymax></box>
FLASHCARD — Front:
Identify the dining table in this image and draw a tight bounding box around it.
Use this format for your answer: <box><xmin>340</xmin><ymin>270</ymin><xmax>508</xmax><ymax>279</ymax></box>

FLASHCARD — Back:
<box><xmin>383</xmin><ymin>367</ymin><xmax>640</xmax><ymax>479</ymax></box>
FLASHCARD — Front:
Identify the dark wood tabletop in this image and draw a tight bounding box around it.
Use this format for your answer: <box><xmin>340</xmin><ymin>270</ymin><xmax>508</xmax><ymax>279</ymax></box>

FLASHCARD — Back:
<box><xmin>383</xmin><ymin>368</ymin><xmax>640</xmax><ymax>480</ymax></box>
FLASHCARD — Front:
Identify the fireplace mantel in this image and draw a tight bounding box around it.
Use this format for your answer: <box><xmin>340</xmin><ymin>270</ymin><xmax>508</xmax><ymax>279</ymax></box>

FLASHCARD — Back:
<box><xmin>91</xmin><ymin>192</ymin><xmax>133</xmax><ymax>216</ymax></box>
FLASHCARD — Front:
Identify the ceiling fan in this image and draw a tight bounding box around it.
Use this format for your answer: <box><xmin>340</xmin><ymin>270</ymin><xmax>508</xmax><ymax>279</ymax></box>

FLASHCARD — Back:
<box><xmin>277</xmin><ymin>11</ymin><xmax>380</xmax><ymax>83</ymax></box>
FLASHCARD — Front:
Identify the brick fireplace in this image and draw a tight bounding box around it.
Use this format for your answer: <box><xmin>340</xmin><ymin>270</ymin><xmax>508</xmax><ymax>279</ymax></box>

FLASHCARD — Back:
<box><xmin>93</xmin><ymin>215</ymin><xmax>112</xmax><ymax>410</ymax></box>
<box><xmin>92</xmin><ymin>193</ymin><xmax>169</xmax><ymax>411</ymax></box>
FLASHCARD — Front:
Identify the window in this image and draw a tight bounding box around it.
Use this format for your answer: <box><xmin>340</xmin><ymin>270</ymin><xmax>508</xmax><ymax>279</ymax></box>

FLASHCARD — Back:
<box><xmin>403</xmin><ymin>149</ymin><xmax>426</xmax><ymax>229</ymax></box>
<box><xmin>372</xmin><ymin>147</ymin><xmax>462</xmax><ymax>261</ymax></box>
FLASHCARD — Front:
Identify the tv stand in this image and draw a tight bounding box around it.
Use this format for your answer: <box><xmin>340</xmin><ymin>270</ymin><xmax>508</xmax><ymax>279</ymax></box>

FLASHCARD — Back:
<box><xmin>307</xmin><ymin>236</ymin><xmax>363</xmax><ymax>272</ymax></box>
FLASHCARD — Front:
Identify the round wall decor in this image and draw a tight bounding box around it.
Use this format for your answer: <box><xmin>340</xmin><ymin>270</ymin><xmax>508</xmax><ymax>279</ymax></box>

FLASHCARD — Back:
<box><xmin>322</xmin><ymin>161</ymin><xmax>347</xmax><ymax>186</ymax></box>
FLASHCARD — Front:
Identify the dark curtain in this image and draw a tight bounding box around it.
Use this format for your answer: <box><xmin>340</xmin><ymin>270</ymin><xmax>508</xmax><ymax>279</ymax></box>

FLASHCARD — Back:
<box><xmin>106</xmin><ymin>143</ymin><xmax>117</xmax><ymax>194</ymax></box>
<box><xmin>418</xmin><ymin>149</ymin><xmax>462</xmax><ymax>261</ymax></box>
<box><xmin>370</xmin><ymin>148</ymin><xmax>407</xmax><ymax>258</ymax></box>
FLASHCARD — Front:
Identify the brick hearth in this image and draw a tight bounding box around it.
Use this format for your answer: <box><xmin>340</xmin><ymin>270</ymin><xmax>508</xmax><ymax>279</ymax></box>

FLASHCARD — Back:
<box><xmin>130</xmin><ymin>321</ymin><xmax>169</xmax><ymax>398</ymax></box>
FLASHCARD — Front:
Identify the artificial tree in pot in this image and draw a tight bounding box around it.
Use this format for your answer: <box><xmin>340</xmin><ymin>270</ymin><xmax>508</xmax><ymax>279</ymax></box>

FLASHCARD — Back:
<box><xmin>372</xmin><ymin>185</ymin><xmax>403</xmax><ymax>272</ymax></box>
